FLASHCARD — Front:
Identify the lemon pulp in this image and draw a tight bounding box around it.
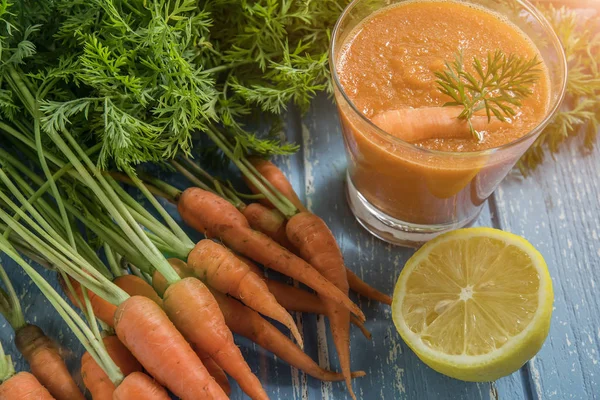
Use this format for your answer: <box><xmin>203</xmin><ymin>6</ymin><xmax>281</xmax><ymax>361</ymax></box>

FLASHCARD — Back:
<box><xmin>392</xmin><ymin>228</ymin><xmax>553</xmax><ymax>381</ymax></box>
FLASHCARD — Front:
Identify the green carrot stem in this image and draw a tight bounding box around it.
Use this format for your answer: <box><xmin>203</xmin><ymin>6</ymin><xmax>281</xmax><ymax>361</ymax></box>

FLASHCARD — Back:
<box><xmin>0</xmin><ymin>263</ymin><xmax>26</xmax><ymax>330</ymax></box>
<box><xmin>124</xmin><ymin>170</ymin><xmax>194</xmax><ymax>248</ymax></box>
<box><xmin>33</xmin><ymin>106</ymin><xmax>77</xmax><ymax>249</ymax></box>
<box><xmin>122</xmin><ymin>204</ymin><xmax>192</xmax><ymax>257</ymax></box>
<box><xmin>0</xmin><ymin>229</ymin><xmax>54</xmax><ymax>271</ymax></box>
<box><xmin>0</xmin><ymin>342</ymin><xmax>15</xmax><ymax>383</ymax></box>
<box><xmin>104</xmin><ymin>244</ymin><xmax>122</xmax><ymax>278</ymax></box>
<box><xmin>0</xmin><ymin>186</ymin><xmax>95</xmax><ymax>276</ymax></box>
<box><xmin>146</xmin><ymin>231</ymin><xmax>188</xmax><ymax>260</ymax></box>
<box><xmin>68</xmin><ymin>207</ymin><xmax>149</xmax><ymax>270</ymax></box>
<box><xmin>50</xmin><ymin>127</ymin><xmax>180</xmax><ymax>284</ymax></box>
<box><xmin>180</xmin><ymin>156</ymin><xmax>215</xmax><ymax>183</ymax></box>
<box><xmin>107</xmin><ymin>172</ymin><xmax>175</xmax><ymax>202</ymax></box>
<box><xmin>170</xmin><ymin>160</ymin><xmax>217</xmax><ymax>194</ymax></box>
<box><xmin>105</xmin><ymin>177</ymin><xmax>165</xmax><ymax>224</ymax></box>
<box><xmin>0</xmin><ymin>162</ymin><xmax>111</xmax><ymax>278</ymax></box>
<box><xmin>0</xmin><ymin>204</ymin><xmax>125</xmax><ymax>305</ymax></box>
<box><xmin>177</xmin><ymin>157</ymin><xmax>244</xmax><ymax>208</ymax></box>
<box><xmin>12</xmin><ymin>244</ymin><xmax>54</xmax><ymax>271</ymax></box>
<box><xmin>138</xmin><ymin>174</ymin><xmax>183</xmax><ymax>201</ymax></box>
<box><xmin>6</xmin><ymin>66</ymin><xmax>35</xmax><ymax>115</ymax></box>
<box><xmin>224</xmin><ymin>180</ymin><xmax>262</xmax><ymax>201</ymax></box>
<box><xmin>208</xmin><ymin>126</ymin><xmax>298</xmax><ymax>213</ymax></box>
<box><xmin>80</xmin><ymin>288</ymin><xmax>103</xmax><ymax>350</ymax></box>
<box><xmin>59</xmin><ymin>270</ymin><xmax>87</xmax><ymax>319</ymax></box>
<box><xmin>0</xmin><ymin>240</ymin><xmax>124</xmax><ymax>386</ymax></box>
<box><xmin>205</xmin><ymin>126</ymin><xmax>297</xmax><ymax>218</ymax></box>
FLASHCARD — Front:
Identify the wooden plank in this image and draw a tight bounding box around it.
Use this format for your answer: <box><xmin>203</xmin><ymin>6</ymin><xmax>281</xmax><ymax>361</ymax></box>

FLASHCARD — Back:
<box><xmin>494</xmin><ymin>140</ymin><xmax>600</xmax><ymax>399</ymax></box>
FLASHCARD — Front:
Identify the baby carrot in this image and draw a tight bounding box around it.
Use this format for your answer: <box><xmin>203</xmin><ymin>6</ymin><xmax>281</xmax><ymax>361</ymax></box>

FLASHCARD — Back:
<box><xmin>15</xmin><ymin>324</ymin><xmax>84</xmax><ymax>400</ymax></box>
<box><xmin>265</xmin><ymin>279</ymin><xmax>372</xmax><ymax>339</ymax></box>
<box><xmin>187</xmin><ymin>239</ymin><xmax>303</xmax><ymax>347</ymax></box>
<box><xmin>0</xmin><ymin>371</ymin><xmax>55</xmax><ymax>400</ymax></box>
<box><xmin>113</xmin><ymin>275</ymin><xmax>163</xmax><ymax>307</ymax></box>
<box><xmin>152</xmin><ymin>258</ymin><xmax>194</xmax><ymax>297</ymax></box>
<box><xmin>210</xmin><ymin>288</ymin><xmax>367</xmax><ymax>382</ymax></box>
<box><xmin>114</xmin><ymin>295</ymin><xmax>228</xmax><ymax>400</ymax></box>
<box><xmin>242</xmin><ymin>202</ymin><xmax>294</xmax><ymax>249</ymax></box>
<box><xmin>346</xmin><ymin>269</ymin><xmax>392</xmax><ymax>305</ymax></box>
<box><xmin>287</xmin><ymin>212</ymin><xmax>355</xmax><ymax>399</ymax></box>
<box><xmin>194</xmin><ymin>347</ymin><xmax>231</xmax><ymax>396</ymax></box>
<box><xmin>177</xmin><ymin>187</ymin><xmax>365</xmax><ymax>321</ymax></box>
<box><xmin>371</xmin><ymin>106</ymin><xmax>501</xmax><ymax>142</ymax></box>
<box><xmin>60</xmin><ymin>276</ymin><xmax>117</xmax><ymax>327</ymax></box>
<box><xmin>81</xmin><ymin>336</ymin><xmax>142</xmax><ymax>400</ymax></box>
<box><xmin>242</xmin><ymin>165</ymin><xmax>392</xmax><ymax>306</ymax></box>
<box><xmin>112</xmin><ymin>372</ymin><xmax>170</xmax><ymax>400</ymax></box>
<box><xmin>163</xmin><ymin>277</ymin><xmax>268</xmax><ymax>400</ymax></box>
<box><xmin>243</xmin><ymin>157</ymin><xmax>307</xmax><ymax>212</ymax></box>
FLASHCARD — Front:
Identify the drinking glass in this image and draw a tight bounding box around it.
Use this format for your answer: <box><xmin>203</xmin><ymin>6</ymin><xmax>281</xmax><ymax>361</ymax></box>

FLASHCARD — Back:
<box><xmin>330</xmin><ymin>0</ymin><xmax>567</xmax><ymax>246</ymax></box>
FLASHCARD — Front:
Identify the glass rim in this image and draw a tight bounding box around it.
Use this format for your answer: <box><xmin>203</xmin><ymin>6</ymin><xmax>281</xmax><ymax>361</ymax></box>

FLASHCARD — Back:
<box><xmin>329</xmin><ymin>0</ymin><xmax>568</xmax><ymax>158</ymax></box>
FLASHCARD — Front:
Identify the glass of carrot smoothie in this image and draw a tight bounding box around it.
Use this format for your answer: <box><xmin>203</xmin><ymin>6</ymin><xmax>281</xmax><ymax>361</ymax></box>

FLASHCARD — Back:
<box><xmin>331</xmin><ymin>0</ymin><xmax>566</xmax><ymax>246</ymax></box>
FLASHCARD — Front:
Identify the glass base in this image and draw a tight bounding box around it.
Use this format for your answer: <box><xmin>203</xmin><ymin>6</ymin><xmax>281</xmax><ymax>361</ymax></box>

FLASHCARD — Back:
<box><xmin>345</xmin><ymin>173</ymin><xmax>481</xmax><ymax>247</ymax></box>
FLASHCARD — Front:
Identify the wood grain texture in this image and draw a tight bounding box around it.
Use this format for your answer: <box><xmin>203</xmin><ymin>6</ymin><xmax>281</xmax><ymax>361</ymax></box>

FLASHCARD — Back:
<box><xmin>494</xmin><ymin>140</ymin><xmax>600</xmax><ymax>400</ymax></box>
<box><xmin>0</xmin><ymin>95</ymin><xmax>597</xmax><ymax>400</ymax></box>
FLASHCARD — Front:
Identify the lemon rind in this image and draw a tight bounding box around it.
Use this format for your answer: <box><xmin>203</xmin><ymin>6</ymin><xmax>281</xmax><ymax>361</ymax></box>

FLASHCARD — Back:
<box><xmin>392</xmin><ymin>227</ymin><xmax>554</xmax><ymax>381</ymax></box>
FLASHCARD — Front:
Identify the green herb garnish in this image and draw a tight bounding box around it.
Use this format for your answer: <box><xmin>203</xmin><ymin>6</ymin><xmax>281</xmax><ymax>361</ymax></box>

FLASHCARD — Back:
<box><xmin>435</xmin><ymin>50</ymin><xmax>541</xmax><ymax>141</ymax></box>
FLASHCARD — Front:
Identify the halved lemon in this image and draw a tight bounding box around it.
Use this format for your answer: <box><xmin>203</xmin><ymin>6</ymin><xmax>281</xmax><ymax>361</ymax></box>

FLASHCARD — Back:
<box><xmin>392</xmin><ymin>227</ymin><xmax>553</xmax><ymax>382</ymax></box>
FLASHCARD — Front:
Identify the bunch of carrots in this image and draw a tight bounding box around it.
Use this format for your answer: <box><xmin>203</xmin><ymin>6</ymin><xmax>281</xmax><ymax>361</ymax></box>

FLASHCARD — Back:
<box><xmin>0</xmin><ymin>79</ymin><xmax>391</xmax><ymax>399</ymax></box>
<box><xmin>0</xmin><ymin>46</ymin><xmax>389</xmax><ymax>399</ymax></box>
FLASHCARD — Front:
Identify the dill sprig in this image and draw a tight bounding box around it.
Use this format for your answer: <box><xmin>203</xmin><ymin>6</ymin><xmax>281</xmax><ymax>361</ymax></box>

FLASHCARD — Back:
<box><xmin>518</xmin><ymin>4</ymin><xmax>600</xmax><ymax>173</ymax></box>
<box><xmin>436</xmin><ymin>50</ymin><xmax>541</xmax><ymax>141</ymax></box>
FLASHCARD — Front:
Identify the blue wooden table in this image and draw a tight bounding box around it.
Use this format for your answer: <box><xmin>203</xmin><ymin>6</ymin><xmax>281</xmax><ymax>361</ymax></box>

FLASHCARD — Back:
<box><xmin>1</xmin><ymin>94</ymin><xmax>599</xmax><ymax>399</ymax></box>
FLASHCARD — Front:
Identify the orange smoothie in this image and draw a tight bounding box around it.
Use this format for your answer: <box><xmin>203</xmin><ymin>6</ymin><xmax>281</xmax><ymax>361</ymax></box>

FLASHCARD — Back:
<box><xmin>334</xmin><ymin>0</ymin><xmax>551</xmax><ymax>226</ymax></box>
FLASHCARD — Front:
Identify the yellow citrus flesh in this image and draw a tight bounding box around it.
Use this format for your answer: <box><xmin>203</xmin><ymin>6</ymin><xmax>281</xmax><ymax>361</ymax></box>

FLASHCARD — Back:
<box><xmin>392</xmin><ymin>227</ymin><xmax>553</xmax><ymax>382</ymax></box>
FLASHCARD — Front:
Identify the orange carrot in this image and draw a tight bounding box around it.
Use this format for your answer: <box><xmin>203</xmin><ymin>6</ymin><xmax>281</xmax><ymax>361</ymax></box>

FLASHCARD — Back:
<box><xmin>177</xmin><ymin>187</ymin><xmax>364</xmax><ymax>321</ymax></box>
<box><xmin>114</xmin><ymin>295</ymin><xmax>228</xmax><ymax>400</ymax></box>
<box><xmin>265</xmin><ymin>280</ymin><xmax>372</xmax><ymax>340</ymax></box>
<box><xmin>242</xmin><ymin>202</ymin><xmax>294</xmax><ymax>249</ymax></box>
<box><xmin>346</xmin><ymin>269</ymin><xmax>392</xmax><ymax>305</ymax></box>
<box><xmin>243</xmin><ymin>157</ymin><xmax>307</xmax><ymax>212</ymax></box>
<box><xmin>371</xmin><ymin>106</ymin><xmax>502</xmax><ymax>142</ymax></box>
<box><xmin>236</xmin><ymin>256</ymin><xmax>372</xmax><ymax>339</ymax></box>
<box><xmin>80</xmin><ymin>336</ymin><xmax>142</xmax><ymax>400</ymax></box>
<box><xmin>286</xmin><ymin>212</ymin><xmax>355</xmax><ymax>400</ymax></box>
<box><xmin>60</xmin><ymin>276</ymin><xmax>117</xmax><ymax>327</ymax></box>
<box><xmin>194</xmin><ymin>347</ymin><xmax>231</xmax><ymax>396</ymax></box>
<box><xmin>187</xmin><ymin>239</ymin><xmax>303</xmax><ymax>347</ymax></box>
<box><xmin>14</xmin><ymin>324</ymin><xmax>84</xmax><ymax>400</ymax></box>
<box><xmin>113</xmin><ymin>275</ymin><xmax>163</xmax><ymax>307</ymax></box>
<box><xmin>0</xmin><ymin>371</ymin><xmax>55</xmax><ymax>400</ymax></box>
<box><xmin>112</xmin><ymin>372</ymin><xmax>170</xmax><ymax>400</ymax></box>
<box><xmin>243</xmin><ymin>164</ymin><xmax>392</xmax><ymax>306</ymax></box>
<box><xmin>163</xmin><ymin>277</ymin><xmax>268</xmax><ymax>400</ymax></box>
<box><xmin>210</xmin><ymin>288</ymin><xmax>367</xmax><ymax>381</ymax></box>
<box><xmin>150</xmin><ymin>265</ymin><xmax>233</xmax><ymax>396</ymax></box>
<box><xmin>151</xmin><ymin>258</ymin><xmax>194</xmax><ymax>297</ymax></box>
